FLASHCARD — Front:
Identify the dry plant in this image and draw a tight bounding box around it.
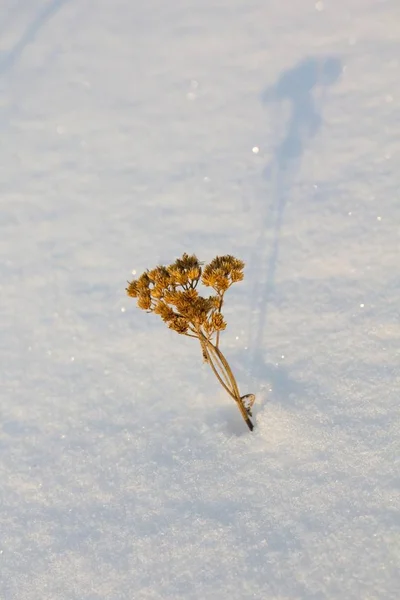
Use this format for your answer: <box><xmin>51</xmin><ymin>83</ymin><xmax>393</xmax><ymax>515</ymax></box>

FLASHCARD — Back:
<box><xmin>126</xmin><ymin>253</ymin><xmax>255</xmax><ymax>431</ymax></box>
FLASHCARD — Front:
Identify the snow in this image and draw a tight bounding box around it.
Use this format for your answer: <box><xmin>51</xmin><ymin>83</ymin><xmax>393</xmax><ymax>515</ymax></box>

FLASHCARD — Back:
<box><xmin>1</xmin><ymin>0</ymin><xmax>399</xmax><ymax>598</ymax></box>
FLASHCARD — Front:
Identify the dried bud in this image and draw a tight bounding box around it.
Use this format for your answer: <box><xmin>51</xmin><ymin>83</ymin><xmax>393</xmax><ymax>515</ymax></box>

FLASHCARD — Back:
<box><xmin>164</xmin><ymin>290</ymin><xmax>180</xmax><ymax>305</ymax></box>
<box><xmin>202</xmin><ymin>255</ymin><xmax>244</xmax><ymax>291</ymax></box>
<box><xmin>126</xmin><ymin>280</ymin><xmax>139</xmax><ymax>298</ymax></box>
<box><xmin>202</xmin><ymin>268</ymin><xmax>229</xmax><ymax>292</ymax></box>
<box><xmin>137</xmin><ymin>272</ymin><xmax>151</xmax><ymax>291</ymax></box>
<box><xmin>209</xmin><ymin>295</ymin><xmax>221</xmax><ymax>309</ymax></box>
<box><xmin>151</xmin><ymin>285</ymin><xmax>164</xmax><ymax>299</ymax></box>
<box><xmin>147</xmin><ymin>269</ymin><xmax>158</xmax><ymax>282</ymax></box>
<box><xmin>182</xmin><ymin>289</ymin><xmax>198</xmax><ymax>303</ymax></box>
<box><xmin>154</xmin><ymin>301</ymin><xmax>176</xmax><ymax>321</ymax></box>
<box><xmin>230</xmin><ymin>269</ymin><xmax>244</xmax><ymax>283</ymax></box>
<box><xmin>225</xmin><ymin>255</ymin><xmax>245</xmax><ymax>271</ymax></box>
<box><xmin>137</xmin><ymin>292</ymin><xmax>152</xmax><ymax>310</ymax></box>
<box><xmin>167</xmin><ymin>254</ymin><xmax>201</xmax><ymax>287</ymax></box>
<box><xmin>211</xmin><ymin>312</ymin><xmax>227</xmax><ymax>331</ymax></box>
<box><xmin>154</xmin><ymin>266</ymin><xmax>172</xmax><ymax>286</ymax></box>
<box><xmin>170</xmin><ymin>268</ymin><xmax>189</xmax><ymax>286</ymax></box>
<box><xmin>187</xmin><ymin>266</ymin><xmax>201</xmax><ymax>281</ymax></box>
<box><xmin>177</xmin><ymin>253</ymin><xmax>200</xmax><ymax>270</ymax></box>
<box><xmin>201</xmin><ymin>266</ymin><xmax>213</xmax><ymax>287</ymax></box>
<box><xmin>168</xmin><ymin>316</ymin><xmax>189</xmax><ymax>334</ymax></box>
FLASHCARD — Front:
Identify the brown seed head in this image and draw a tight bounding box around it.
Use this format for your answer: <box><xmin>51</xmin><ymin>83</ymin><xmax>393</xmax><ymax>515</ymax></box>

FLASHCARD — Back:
<box><xmin>202</xmin><ymin>255</ymin><xmax>244</xmax><ymax>291</ymax></box>
<box><xmin>137</xmin><ymin>292</ymin><xmax>152</xmax><ymax>310</ymax></box>
<box><xmin>126</xmin><ymin>254</ymin><xmax>243</xmax><ymax>337</ymax></box>
<box><xmin>151</xmin><ymin>284</ymin><xmax>165</xmax><ymax>299</ymax></box>
<box><xmin>230</xmin><ymin>269</ymin><xmax>244</xmax><ymax>283</ymax></box>
<box><xmin>126</xmin><ymin>280</ymin><xmax>139</xmax><ymax>298</ymax></box>
<box><xmin>211</xmin><ymin>312</ymin><xmax>227</xmax><ymax>331</ymax></box>
<box><xmin>154</xmin><ymin>301</ymin><xmax>176</xmax><ymax>321</ymax></box>
<box><xmin>201</xmin><ymin>268</ymin><xmax>229</xmax><ymax>292</ymax></box>
<box><xmin>168</xmin><ymin>316</ymin><xmax>190</xmax><ymax>334</ymax></box>
<box><xmin>137</xmin><ymin>272</ymin><xmax>151</xmax><ymax>291</ymax></box>
<box><xmin>187</xmin><ymin>266</ymin><xmax>202</xmax><ymax>281</ymax></box>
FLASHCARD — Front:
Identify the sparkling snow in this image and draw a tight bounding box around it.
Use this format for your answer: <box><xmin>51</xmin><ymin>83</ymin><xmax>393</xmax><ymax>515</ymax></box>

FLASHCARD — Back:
<box><xmin>1</xmin><ymin>1</ymin><xmax>399</xmax><ymax>599</ymax></box>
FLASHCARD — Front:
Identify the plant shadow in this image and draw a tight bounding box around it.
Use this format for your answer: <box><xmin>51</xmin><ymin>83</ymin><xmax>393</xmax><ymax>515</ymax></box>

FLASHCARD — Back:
<box><xmin>247</xmin><ymin>56</ymin><xmax>342</xmax><ymax>392</ymax></box>
<box><xmin>0</xmin><ymin>0</ymin><xmax>70</xmax><ymax>75</ymax></box>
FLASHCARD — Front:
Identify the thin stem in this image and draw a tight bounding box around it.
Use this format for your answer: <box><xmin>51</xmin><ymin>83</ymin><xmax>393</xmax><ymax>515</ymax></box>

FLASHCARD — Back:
<box><xmin>200</xmin><ymin>339</ymin><xmax>236</xmax><ymax>401</ymax></box>
<box><xmin>205</xmin><ymin>341</ymin><xmax>234</xmax><ymax>392</ymax></box>
<box><xmin>198</xmin><ymin>331</ymin><xmax>254</xmax><ymax>431</ymax></box>
<box><xmin>212</xmin><ymin>344</ymin><xmax>241</xmax><ymax>399</ymax></box>
<box><xmin>215</xmin><ymin>292</ymin><xmax>224</xmax><ymax>349</ymax></box>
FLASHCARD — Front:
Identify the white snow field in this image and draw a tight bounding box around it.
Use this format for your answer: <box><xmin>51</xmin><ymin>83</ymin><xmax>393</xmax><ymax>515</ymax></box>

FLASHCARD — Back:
<box><xmin>1</xmin><ymin>0</ymin><xmax>399</xmax><ymax>598</ymax></box>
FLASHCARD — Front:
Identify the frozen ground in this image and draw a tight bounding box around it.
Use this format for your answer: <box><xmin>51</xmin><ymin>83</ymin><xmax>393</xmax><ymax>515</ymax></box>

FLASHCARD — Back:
<box><xmin>1</xmin><ymin>1</ymin><xmax>399</xmax><ymax>598</ymax></box>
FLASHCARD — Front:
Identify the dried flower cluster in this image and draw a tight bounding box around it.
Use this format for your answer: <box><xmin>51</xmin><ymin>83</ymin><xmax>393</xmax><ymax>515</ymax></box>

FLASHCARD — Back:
<box><xmin>126</xmin><ymin>253</ymin><xmax>255</xmax><ymax>431</ymax></box>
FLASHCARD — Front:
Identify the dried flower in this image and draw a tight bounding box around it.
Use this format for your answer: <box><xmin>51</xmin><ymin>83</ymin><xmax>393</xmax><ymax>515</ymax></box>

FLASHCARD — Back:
<box><xmin>125</xmin><ymin>253</ymin><xmax>255</xmax><ymax>431</ymax></box>
<box><xmin>126</xmin><ymin>280</ymin><xmax>139</xmax><ymax>298</ymax></box>
<box><xmin>201</xmin><ymin>255</ymin><xmax>245</xmax><ymax>293</ymax></box>
<box><xmin>137</xmin><ymin>292</ymin><xmax>152</xmax><ymax>311</ymax></box>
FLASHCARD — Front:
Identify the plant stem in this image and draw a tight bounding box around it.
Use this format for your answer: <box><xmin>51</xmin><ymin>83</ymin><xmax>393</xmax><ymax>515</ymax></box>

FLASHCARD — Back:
<box><xmin>215</xmin><ymin>293</ymin><xmax>224</xmax><ymax>349</ymax></box>
<box><xmin>198</xmin><ymin>331</ymin><xmax>254</xmax><ymax>431</ymax></box>
<box><xmin>200</xmin><ymin>340</ymin><xmax>235</xmax><ymax>399</ymax></box>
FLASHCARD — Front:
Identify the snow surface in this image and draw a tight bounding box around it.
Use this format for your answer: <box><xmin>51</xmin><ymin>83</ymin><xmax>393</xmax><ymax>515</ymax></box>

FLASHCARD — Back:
<box><xmin>1</xmin><ymin>1</ymin><xmax>399</xmax><ymax>598</ymax></box>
